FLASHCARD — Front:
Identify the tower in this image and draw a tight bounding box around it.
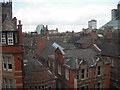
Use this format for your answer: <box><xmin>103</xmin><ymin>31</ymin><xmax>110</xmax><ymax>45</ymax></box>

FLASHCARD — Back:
<box><xmin>0</xmin><ymin>0</ymin><xmax>23</xmax><ymax>89</ymax></box>
<box><xmin>88</xmin><ymin>19</ymin><xmax>97</xmax><ymax>30</ymax></box>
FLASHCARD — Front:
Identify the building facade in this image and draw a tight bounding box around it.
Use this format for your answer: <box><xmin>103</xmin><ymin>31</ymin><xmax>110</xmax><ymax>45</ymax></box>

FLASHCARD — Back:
<box><xmin>54</xmin><ymin>46</ymin><xmax>110</xmax><ymax>89</ymax></box>
<box><xmin>88</xmin><ymin>19</ymin><xmax>97</xmax><ymax>30</ymax></box>
<box><xmin>0</xmin><ymin>1</ymin><xmax>23</xmax><ymax>89</ymax></box>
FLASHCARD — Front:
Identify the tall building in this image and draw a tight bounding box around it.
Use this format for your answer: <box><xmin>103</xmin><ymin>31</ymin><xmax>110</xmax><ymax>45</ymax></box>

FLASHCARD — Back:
<box><xmin>0</xmin><ymin>0</ymin><xmax>23</xmax><ymax>89</ymax></box>
<box><xmin>88</xmin><ymin>19</ymin><xmax>97</xmax><ymax>30</ymax></box>
<box><xmin>100</xmin><ymin>1</ymin><xmax>120</xmax><ymax>30</ymax></box>
<box><xmin>35</xmin><ymin>24</ymin><xmax>48</xmax><ymax>35</ymax></box>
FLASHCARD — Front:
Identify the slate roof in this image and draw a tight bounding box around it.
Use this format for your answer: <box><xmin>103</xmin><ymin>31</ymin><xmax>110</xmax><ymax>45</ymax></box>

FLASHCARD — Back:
<box><xmin>68</xmin><ymin>35</ymin><xmax>81</xmax><ymax>44</ymax></box>
<box><xmin>63</xmin><ymin>48</ymin><xmax>99</xmax><ymax>69</ymax></box>
<box><xmin>2</xmin><ymin>16</ymin><xmax>16</xmax><ymax>31</ymax></box>
<box><xmin>38</xmin><ymin>40</ymin><xmax>76</xmax><ymax>59</ymax></box>
<box><xmin>64</xmin><ymin>58</ymin><xmax>80</xmax><ymax>69</ymax></box>
<box><xmin>38</xmin><ymin>40</ymin><xmax>55</xmax><ymax>59</ymax></box>
<box><xmin>99</xmin><ymin>20</ymin><xmax>119</xmax><ymax>30</ymax></box>
<box><xmin>76</xmin><ymin>35</ymin><xmax>92</xmax><ymax>44</ymax></box>
<box><xmin>57</xmin><ymin>42</ymin><xmax>76</xmax><ymax>50</ymax></box>
<box><xmin>97</xmin><ymin>43</ymin><xmax>119</xmax><ymax>58</ymax></box>
<box><xmin>24</xmin><ymin>56</ymin><xmax>56</xmax><ymax>83</ymax></box>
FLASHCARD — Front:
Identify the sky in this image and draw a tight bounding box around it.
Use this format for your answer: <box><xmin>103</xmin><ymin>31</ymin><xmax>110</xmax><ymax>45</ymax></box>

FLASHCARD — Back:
<box><xmin>10</xmin><ymin>0</ymin><xmax>119</xmax><ymax>32</ymax></box>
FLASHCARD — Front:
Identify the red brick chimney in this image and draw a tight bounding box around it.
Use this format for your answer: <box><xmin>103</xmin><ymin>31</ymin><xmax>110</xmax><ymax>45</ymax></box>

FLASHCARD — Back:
<box><xmin>18</xmin><ymin>20</ymin><xmax>22</xmax><ymax>44</ymax></box>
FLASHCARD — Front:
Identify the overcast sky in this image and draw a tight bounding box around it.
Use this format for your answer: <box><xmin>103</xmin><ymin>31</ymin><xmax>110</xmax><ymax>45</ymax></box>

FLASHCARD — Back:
<box><xmin>11</xmin><ymin>0</ymin><xmax>119</xmax><ymax>32</ymax></box>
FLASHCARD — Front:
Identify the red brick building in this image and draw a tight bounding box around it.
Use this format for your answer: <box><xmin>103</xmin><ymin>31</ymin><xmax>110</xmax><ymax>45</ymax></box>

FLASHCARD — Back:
<box><xmin>54</xmin><ymin>45</ymin><xmax>110</xmax><ymax>89</ymax></box>
<box><xmin>0</xmin><ymin>1</ymin><xmax>23</xmax><ymax>89</ymax></box>
<box><xmin>23</xmin><ymin>57</ymin><xmax>56</xmax><ymax>89</ymax></box>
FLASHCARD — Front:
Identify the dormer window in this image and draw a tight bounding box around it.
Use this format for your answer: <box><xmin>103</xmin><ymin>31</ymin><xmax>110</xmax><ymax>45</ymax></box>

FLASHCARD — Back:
<box><xmin>7</xmin><ymin>33</ymin><xmax>13</xmax><ymax>45</ymax></box>
<box><xmin>1</xmin><ymin>33</ymin><xmax>6</xmax><ymax>44</ymax></box>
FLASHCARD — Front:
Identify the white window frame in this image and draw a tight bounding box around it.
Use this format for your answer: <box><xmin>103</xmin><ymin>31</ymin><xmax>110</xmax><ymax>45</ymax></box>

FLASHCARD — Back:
<box><xmin>58</xmin><ymin>64</ymin><xmax>61</xmax><ymax>75</ymax></box>
<box><xmin>65</xmin><ymin>67</ymin><xmax>69</xmax><ymax>80</ymax></box>
<box><xmin>1</xmin><ymin>33</ymin><xmax>6</xmax><ymax>44</ymax></box>
<box><xmin>7</xmin><ymin>33</ymin><xmax>14</xmax><ymax>45</ymax></box>
<box><xmin>2</xmin><ymin>56</ymin><xmax>12</xmax><ymax>71</ymax></box>
<box><xmin>7</xmin><ymin>57</ymin><xmax>12</xmax><ymax>71</ymax></box>
<box><xmin>2</xmin><ymin>57</ymin><xmax>7</xmax><ymax>70</ymax></box>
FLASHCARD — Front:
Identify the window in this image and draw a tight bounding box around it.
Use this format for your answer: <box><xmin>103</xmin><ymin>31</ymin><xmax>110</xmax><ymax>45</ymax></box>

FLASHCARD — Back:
<box><xmin>7</xmin><ymin>33</ymin><xmax>13</xmax><ymax>45</ymax></box>
<box><xmin>86</xmin><ymin>68</ymin><xmax>89</xmax><ymax>78</ymax></box>
<box><xmin>65</xmin><ymin>67</ymin><xmax>69</xmax><ymax>80</ymax></box>
<box><xmin>3</xmin><ymin>57</ymin><xmax>7</xmax><ymax>70</ymax></box>
<box><xmin>98</xmin><ymin>66</ymin><xmax>101</xmax><ymax>76</ymax></box>
<box><xmin>1</xmin><ymin>33</ymin><xmax>6</xmax><ymax>44</ymax></box>
<box><xmin>81</xmin><ymin>86</ymin><xmax>85</xmax><ymax>90</ymax></box>
<box><xmin>77</xmin><ymin>71</ymin><xmax>80</xmax><ymax>79</ymax></box>
<box><xmin>3</xmin><ymin>78</ymin><xmax>14</xmax><ymax>88</ymax></box>
<box><xmin>81</xmin><ymin>69</ymin><xmax>85</xmax><ymax>79</ymax></box>
<box><xmin>58</xmin><ymin>64</ymin><xmax>61</xmax><ymax>75</ymax></box>
<box><xmin>2</xmin><ymin>56</ymin><xmax>12</xmax><ymax>71</ymax></box>
<box><xmin>94</xmin><ymin>68</ymin><xmax>96</xmax><ymax>77</ymax></box>
<box><xmin>94</xmin><ymin>82</ymin><xmax>101</xmax><ymax>89</ymax></box>
<box><xmin>111</xmin><ymin>59</ymin><xmax>114</xmax><ymax>67</ymax></box>
<box><xmin>8</xmin><ymin>57</ymin><xmax>12</xmax><ymax>71</ymax></box>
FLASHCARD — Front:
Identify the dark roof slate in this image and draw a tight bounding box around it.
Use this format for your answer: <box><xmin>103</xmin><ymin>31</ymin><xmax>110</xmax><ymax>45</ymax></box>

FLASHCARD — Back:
<box><xmin>97</xmin><ymin>43</ymin><xmax>119</xmax><ymax>58</ymax></box>
<box><xmin>64</xmin><ymin>48</ymin><xmax>99</xmax><ymax>68</ymax></box>
<box><xmin>76</xmin><ymin>35</ymin><xmax>92</xmax><ymax>44</ymax></box>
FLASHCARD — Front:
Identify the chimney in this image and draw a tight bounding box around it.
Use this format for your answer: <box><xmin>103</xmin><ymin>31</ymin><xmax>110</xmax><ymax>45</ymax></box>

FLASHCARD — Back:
<box><xmin>18</xmin><ymin>20</ymin><xmax>22</xmax><ymax>44</ymax></box>
<box><xmin>12</xmin><ymin>17</ymin><xmax>17</xmax><ymax>29</ymax></box>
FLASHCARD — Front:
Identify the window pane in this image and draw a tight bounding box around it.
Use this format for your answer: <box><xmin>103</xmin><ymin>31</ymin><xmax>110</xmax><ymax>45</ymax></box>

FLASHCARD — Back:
<box><xmin>9</xmin><ymin>79</ymin><xmax>14</xmax><ymax>88</ymax></box>
<box><xmin>8</xmin><ymin>57</ymin><xmax>12</xmax><ymax>70</ymax></box>
<box><xmin>81</xmin><ymin>69</ymin><xmax>85</xmax><ymax>79</ymax></box>
<box><xmin>7</xmin><ymin>33</ymin><xmax>13</xmax><ymax>45</ymax></box>
<box><xmin>1</xmin><ymin>33</ymin><xmax>6</xmax><ymax>44</ymax></box>
<box><xmin>2</xmin><ymin>57</ymin><xmax>7</xmax><ymax>70</ymax></box>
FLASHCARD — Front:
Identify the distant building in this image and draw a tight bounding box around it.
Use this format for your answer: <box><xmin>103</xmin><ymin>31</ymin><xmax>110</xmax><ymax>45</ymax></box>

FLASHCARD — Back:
<box><xmin>100</xmin><ymin>2</ymin><xmax>120</xmax><ymax>30</ymax></box>
<box><xmin>0</xmin><ymin>1</ymin><xmax>23</xmax><ymax>89</ymax></box>
<box><xmin>88</xmin><ymin>19</ymin><xmax>97</xmax><ymax>30</ymax></box>
<box><xmin>35</xmin><ymin>24</ymin><xmax>48</xmax><ymax>35</ymax></box>
<box><xmin>49</xmin><ymin>28</ymin><xmax>59</xmax><ymax>35</ymax></box>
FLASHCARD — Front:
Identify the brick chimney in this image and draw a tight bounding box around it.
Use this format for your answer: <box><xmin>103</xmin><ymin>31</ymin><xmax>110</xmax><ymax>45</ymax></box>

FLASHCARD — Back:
<box><xmin>18</xmin><ymin>20</ymin><xmax>22</xmax><ymax>44</ymax></box>
<box><xmin>12</xmin><ymin>17</ymin><xmax>17</xmax><ymax>29</ymax></box>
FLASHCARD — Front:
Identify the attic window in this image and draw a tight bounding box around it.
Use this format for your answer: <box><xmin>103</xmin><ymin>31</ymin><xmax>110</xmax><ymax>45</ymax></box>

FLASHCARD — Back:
<box><xmin>7</xmin><ymin>33</ymin><xmax>13</xmax><ymax>45</ymax></box>
<box><xmin>1</xmin><ymin>33</ymin><xmax>6</xmax><ymax>44</ymax></box>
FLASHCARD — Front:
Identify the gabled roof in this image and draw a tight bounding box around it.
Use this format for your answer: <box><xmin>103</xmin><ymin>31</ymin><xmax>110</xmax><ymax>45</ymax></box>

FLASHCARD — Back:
<box><xmin>24</xmin><ymin>57</ymin><xmax>56</xmax><ymax>82</ymax></box>
<box><xmin>64</xmin><ymin>48</ymin><xmax>99</xmax><ymax>67</ymax></box>
<box><xmin>38</xmin><ymin>40</ymin><xmax>76</xmax><ymax>59</ymax></box>
<box><xmin>2</xmin><ymin>16</ymin><xmax>16</xmax><ymax>31</ymax></box>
